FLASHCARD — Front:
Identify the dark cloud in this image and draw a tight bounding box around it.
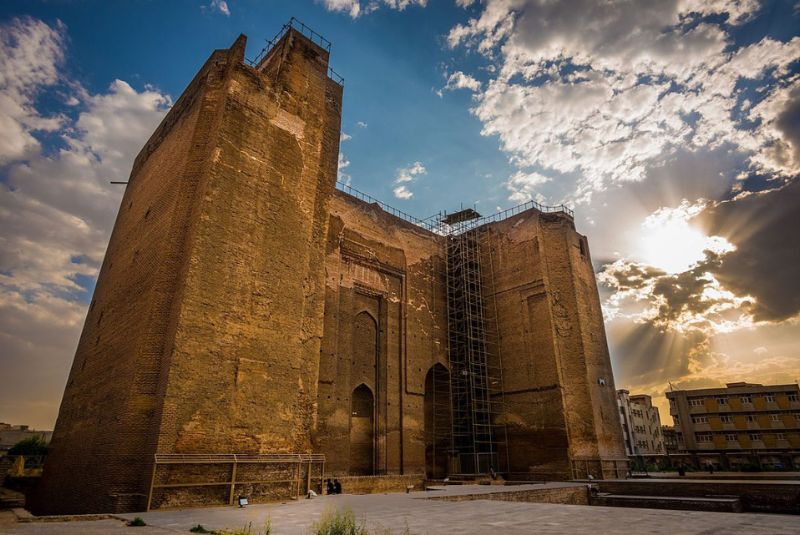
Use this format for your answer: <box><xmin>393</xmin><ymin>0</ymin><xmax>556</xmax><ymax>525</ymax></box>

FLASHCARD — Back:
<box><xmin>700</xmin><ymin>178</ymin><xmax>800</xmax><ymax>321</ymax></box>
<box><xmin>774</xmin><ymin>85</ymin><xmax>800</xmax><ymax>167</ymax></box>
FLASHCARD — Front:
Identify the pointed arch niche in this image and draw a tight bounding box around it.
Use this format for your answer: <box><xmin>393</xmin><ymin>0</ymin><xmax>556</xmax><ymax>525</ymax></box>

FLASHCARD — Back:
<box><xmin>350</xmin><ymin>383</ymin><xmax>375</xmax><ymax>475</ymax></box>
<box><xmin>424</xmin><ymin>363</ymin><xmax>451</xmax><ymax>479</ymax></box>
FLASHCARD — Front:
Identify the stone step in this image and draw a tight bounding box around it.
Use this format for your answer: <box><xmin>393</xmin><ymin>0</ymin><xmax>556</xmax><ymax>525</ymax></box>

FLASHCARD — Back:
<box><xmin>0</xmin><ymin>497</ymin><xmax>25</xmax><ymax>509</ymax></box>
<box><xmin>593</xmin><ymin>493</ymin><xmax>742</xmax><ymax>513</ymax></box>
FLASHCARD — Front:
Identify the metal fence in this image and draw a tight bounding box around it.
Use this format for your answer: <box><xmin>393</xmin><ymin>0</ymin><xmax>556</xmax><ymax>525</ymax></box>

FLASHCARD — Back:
<box><xmin>246</xmin><ymin>17</ymin><xmax>344</xmax><ymax>86</ymax></box>
<box><xmin>146</xmin><ymin>453</ymin><xmax>325</xmax><ymax>511</ymax></box>
<box><xmin>335</xmin><ymin>181</ymin><xmax>574</xmax><ymax>237</ymax></box>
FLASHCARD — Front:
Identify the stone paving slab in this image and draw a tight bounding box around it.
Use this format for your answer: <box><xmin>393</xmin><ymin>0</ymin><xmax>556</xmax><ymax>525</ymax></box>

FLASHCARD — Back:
<box><xmin>1</xmin><ymin>484</ymin><xmax>798</xmax><ymax>534</ymax></box>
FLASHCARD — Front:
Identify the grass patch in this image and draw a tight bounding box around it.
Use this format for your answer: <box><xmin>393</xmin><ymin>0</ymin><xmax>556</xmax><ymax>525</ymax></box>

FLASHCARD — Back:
<box><xmin>310</xmin><ymin>507</ymin><xmax>368</xmax><ymax>535</ymax></box>
<box><xmin>127</xmin><ymin>517</ymin><xmax>147</xmax><ymax>527</ymax></box>
<box><xmin>201</xmin><ymin>518</ymin><xmax>272</xmax><ymax>535</ymax></box>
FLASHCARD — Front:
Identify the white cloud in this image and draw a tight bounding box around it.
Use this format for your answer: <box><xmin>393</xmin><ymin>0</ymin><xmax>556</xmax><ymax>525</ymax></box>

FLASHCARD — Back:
<box><xmin>337</xmin><ymin>151</ymin><xmax>352</xmax><ymax>184</ymax></box>
<box><xmin>0</xmin><ymin>17</ymin><xmax>170</xmax><ymax>427</ymax></box>
<box><xmin>392</xmin><ymin>161</ymin><xmax>426</xmax><ymax>199</ymax></box>
<box><xmin>393</xmin><ymin>185</ymin><xmax>414</xmax><ymax>199</ymax></box>
<box><xmin>440</xmin><ymin>71</ymin><xmax>482</xmax><ymax>95</ymax></box>
<box><xmin>340</xmin><ymin>131</ymin><xmax>352</xmax><ymax>142</ymax></box>
<box><xmin>505</xmin><ymin>170</ymin><xmax>550</xmax><ymax>203</ymax></box>
<box><xmin>447</xmin><ymin>1</ymin><xmax>799</xmax><ymax>204</ymax></box>
<box><xmin>0</xmin><ymin>17</ymin><xmax>65</xmax><ymax>164</ymax></box>
<box><xmin>205</xmin><ymin>0</ymin><xmax>230</xmax><ymax>16</ymax></box>
<box><xmin>320</xmin><ymin>0</ymin><xmax>426</xmax><ymax>19</ymax></box>
<box><xmin>357</xmin><ymin>121</ymin><xmax>368</xmax><ymax>128</ymax></box>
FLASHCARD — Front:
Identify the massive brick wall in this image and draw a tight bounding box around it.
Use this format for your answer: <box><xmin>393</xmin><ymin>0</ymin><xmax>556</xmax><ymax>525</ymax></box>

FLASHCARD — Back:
<box><xmin>483</xmin><ymin>211</ymin><xmax>626</xmax><ymax>479</ymax></box>
<box><xmin>34</xmin><ymin>29</ymin><xmax>342</xmax><ymax>514</ymax></box>
<box><xmin>155</xmin><ymin>29</ymin><xmax>341</xmax><ymax>457</ymax></box>
<box><xmin>315</xmin><ymin>191</ymin><xmax>449</xmax><ymax>477</ymax></box>
<box><xmin>32</xmin><ymin>42</ymin><xmax>236</xmax><ymax>515</ymax></box>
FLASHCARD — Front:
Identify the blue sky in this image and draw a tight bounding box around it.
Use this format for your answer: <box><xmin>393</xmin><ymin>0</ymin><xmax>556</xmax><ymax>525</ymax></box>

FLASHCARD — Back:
<box><xmin>1</xmin><ymin>0</ymin><xmax>799</xmax><ymax>428</ymax></box>
<box><xmin>2</xmin><ymin>0</ymin><xmax>516</xmax><ymax>218</ymax></box>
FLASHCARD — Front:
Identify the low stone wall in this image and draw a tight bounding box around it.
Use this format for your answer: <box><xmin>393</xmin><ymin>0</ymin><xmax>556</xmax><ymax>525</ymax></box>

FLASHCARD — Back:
<box><xmin>331</xmin><ymin>474</ymin><xmax>425</xmax><ymax>495</ymax></box>
<box><xmin>594</xmin><ymin>480</ymin><xmax>800</xmax><ymax>514</ymax></box>
<box><xmin>593</xmin><ymin>495</ymin><xmax>742</xmax><ymax>513</ymax></box>
<box><xmin>430</xmin><ymin>486</ymin><xmax>588</xmax><ymax>505</ymax></box>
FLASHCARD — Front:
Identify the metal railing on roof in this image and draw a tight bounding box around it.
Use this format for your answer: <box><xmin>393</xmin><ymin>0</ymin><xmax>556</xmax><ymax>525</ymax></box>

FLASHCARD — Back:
<box><xmin>336</xmin><ymin>180</ymin><xmax>439</xmax><ymax>232</ymax></box>
<box><xmin>335</xmin><ymin>181</ymin><xmax>574</xmax><ymax>236</ymax></box>
<box><xmin>246</xmin><ymin>17</ymin><xmax>344</xmax><ymax>86</ymax></box>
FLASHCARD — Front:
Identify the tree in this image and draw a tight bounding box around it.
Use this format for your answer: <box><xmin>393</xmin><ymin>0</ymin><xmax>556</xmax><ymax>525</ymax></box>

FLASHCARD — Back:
<box><xmin>7</xmin><ymin>435</ymin><xmax>48</xmax><ymax>456</ymax></box>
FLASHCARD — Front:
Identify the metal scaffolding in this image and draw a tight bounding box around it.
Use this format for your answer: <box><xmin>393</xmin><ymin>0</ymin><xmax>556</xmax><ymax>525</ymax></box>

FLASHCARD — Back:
<box><xmin>442</xmin><ymin>209</ymin><xmax>509</xmax><ymax>476</ymax></box>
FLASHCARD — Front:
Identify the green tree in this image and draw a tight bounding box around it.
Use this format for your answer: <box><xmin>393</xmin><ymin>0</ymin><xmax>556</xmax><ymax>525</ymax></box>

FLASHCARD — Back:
<box><xmin>8</xmin><ymin>435</ymin><xmax>48</xmax><ymax>456</ymax></box>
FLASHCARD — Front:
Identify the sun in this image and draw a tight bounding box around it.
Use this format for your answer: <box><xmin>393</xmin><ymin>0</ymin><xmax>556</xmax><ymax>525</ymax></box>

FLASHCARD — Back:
<box><xmin>637</xmin><ymin>200</ymin><xmax>735</xmax><ymax>274</ymax></box>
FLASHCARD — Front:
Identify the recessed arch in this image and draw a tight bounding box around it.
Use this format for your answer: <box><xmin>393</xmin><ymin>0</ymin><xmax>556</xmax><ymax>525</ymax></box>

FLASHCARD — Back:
<box><xmin>424</xmin><ymin>363</ymin><xmax>452</xmax><ymax>479</ymax></box>
<box><xmin>351</xmin><ymin>309</ymin><xmax>379</xmax><ymax>395</ymax></box>
<box><xmin>350</xmin><ymin>383</ymin><xmax>375</xmax><ymax>475</ymax></box>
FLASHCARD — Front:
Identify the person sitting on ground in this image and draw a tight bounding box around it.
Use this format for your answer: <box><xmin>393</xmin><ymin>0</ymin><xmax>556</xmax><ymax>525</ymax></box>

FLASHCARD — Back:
<box><xmin>326</xmin><ymin>478</ymin><xmax>334</xmax><ymax>495</ymax></box>
<box><xmin>333</xmin><ymin>479</ymin><xmax>342</xmax><ymax>494</ymax></box>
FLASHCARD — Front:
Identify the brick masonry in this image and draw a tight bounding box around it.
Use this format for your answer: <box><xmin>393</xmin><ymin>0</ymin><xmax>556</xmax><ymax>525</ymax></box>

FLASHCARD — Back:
<box><xmin>33</xmin><ymin>26</ymin><xmax>626</xmax><ymax>514</ymax></box>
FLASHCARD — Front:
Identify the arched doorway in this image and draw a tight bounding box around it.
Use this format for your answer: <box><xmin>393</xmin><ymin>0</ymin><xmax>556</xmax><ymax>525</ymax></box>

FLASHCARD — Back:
<box><xmin>350</xmin><ymin>383</ymin><xmax>375</xmax><ymax>475</ymax></box>
<box><xmin>424</xmin><ymin>363</ymin><xmax>451</xmax><ymax>479</ymax></box>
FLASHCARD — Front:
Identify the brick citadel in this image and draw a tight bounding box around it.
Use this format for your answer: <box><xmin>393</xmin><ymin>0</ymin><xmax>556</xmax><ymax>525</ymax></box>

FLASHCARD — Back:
<box><xmin>33</xmin><ymin>22</ymin><xmax>627</xmax><ymax>514</ymax></box>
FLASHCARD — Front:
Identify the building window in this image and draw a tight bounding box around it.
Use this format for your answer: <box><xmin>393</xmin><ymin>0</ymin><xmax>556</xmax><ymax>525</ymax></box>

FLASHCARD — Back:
<box><xmin>770</xmin><ymin>414</ymin><xmax>780</xmax><ymax>422</ymax></box>
<box><xmin>689</xmin><ymin>398</ymin><xmax>704</xmax><ymax>407</ymax></box>
<box><xmin>725</xmin><ymin>434</ymin><xmax>738</xmax><ymax>442</ymax></box>
<box><xmin>764</xmin><ymin>394</ymin><xmax>775</xmax><ymax>403</ymax></box>
<box><xmin>775</xmin><ymin>433</ymin><xmax>786</xmax><ymax>440</ymax></box>
<box><xmin>746</xmin><ymin>415</ymin><xmax>756</xmax><ymax>423</ymax></box>
<box><xmin>693</xmin><ymin>416</ymin><xmax>708</xmax><ymax>424</ymax></box>
<box><xmin>749</xmin><ymin>432</ymin><xmax>761</xmax><ymax>441</ymax></box>
<box><xmin>673</xmin><ymin>415</ymin><xmax>680</xmax><ymax>424</ymax></box>
<box><xmin>720</xmin><ymin>415</ymin><xmax>733</xmax><ymax>423</ymax></box>
<box><xmin>716</xmin><ymin>397</ymin><xmax>727</xmax><ymax>405</ymax></box>
<box><xmin>741</xmin><ymin>396</ymin><xmax>752</xmax><ymax>404</ymax></box>
<box><xmin>789</xmin><ymin>393</ymin><xmax>798</xmax><ymax>402</ymax></box>
<box><xmin>695</xmin><ymin>433</ymin><xmax>713</xmax><ymax>442</ymax></box>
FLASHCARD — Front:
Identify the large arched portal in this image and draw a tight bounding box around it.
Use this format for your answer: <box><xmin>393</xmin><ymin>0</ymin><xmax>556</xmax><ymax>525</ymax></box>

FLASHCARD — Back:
<box><xmin>350</xmin><ymin>383</ymin><xmax>375</xmax><ymax>475</ymax></box>
<box><xmin>424</xmin><ymin>363</ymin><xmax>452</xmax><ymax>479</ymax></box>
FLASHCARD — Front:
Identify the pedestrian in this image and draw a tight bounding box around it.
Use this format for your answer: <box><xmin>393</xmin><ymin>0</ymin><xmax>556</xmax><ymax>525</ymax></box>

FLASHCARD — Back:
<box><xmin>326</xmin><ymin>479</ymin><xmax>334</xmax><ymax>495</ymax></box>
<box><xmin>333</xmin><ymin>478</ymin><xmax>342</xmax><ymax>494</ymax></box>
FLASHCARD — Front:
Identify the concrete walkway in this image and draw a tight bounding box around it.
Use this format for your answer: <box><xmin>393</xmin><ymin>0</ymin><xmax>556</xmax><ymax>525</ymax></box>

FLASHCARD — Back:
<box><xmin>1</xmin><ymin>484</ymin><xmax>798</xmax><ymax>534</ymax></box>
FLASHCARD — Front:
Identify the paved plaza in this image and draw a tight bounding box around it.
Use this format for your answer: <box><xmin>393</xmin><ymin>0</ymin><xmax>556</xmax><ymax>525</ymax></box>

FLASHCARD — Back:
<box><xmin>1</xmin><ymin>484</ymin><xmax>798</xmax><ymax>534</ymax></box>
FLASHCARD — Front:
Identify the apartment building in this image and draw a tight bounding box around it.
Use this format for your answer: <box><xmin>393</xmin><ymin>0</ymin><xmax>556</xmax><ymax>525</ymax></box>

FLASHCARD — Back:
<box><xmin>667</xmin><ymin>382</ymin><xmax>800</xmax><ymax>469</ymax></box>
<box><xmin>617</xmin><ymin>390</ymin><xmax>664</xmax><ymax>456</ymax></box>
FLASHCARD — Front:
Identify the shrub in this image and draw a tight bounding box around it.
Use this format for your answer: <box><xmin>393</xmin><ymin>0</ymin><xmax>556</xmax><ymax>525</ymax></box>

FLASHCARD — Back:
<box><xmin>310</xmin><ymin>507</ymin><xmax>368</xmax><ymax>535</ymax></box>
<box><xmin>127</xmin><ymin>517</ymin><xmax>147</xmax><ymax>527</ymax></box>
<box><xmin>7</xmin><ymin>436</ymin><xmax>48</xmax><ymax>456</ymax></box>
<box><xmin>190</xmin><ymin>525</ymin><xmax>213</xmax><ymax>533</ymax></box>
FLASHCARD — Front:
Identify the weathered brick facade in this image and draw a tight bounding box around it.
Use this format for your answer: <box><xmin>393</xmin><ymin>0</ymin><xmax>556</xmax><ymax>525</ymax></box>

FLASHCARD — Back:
<box><xmin>33</xmin><ymin>26</ymin><xmax>625</xmax><ymax>514</ymax></box>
